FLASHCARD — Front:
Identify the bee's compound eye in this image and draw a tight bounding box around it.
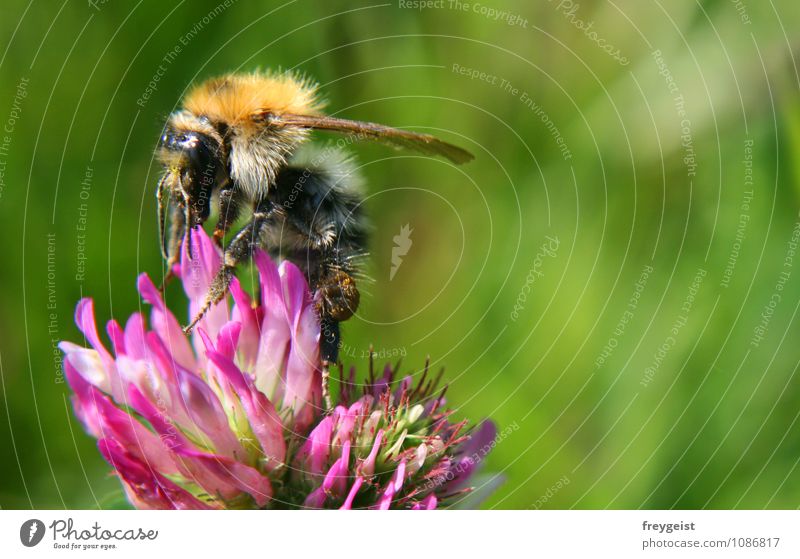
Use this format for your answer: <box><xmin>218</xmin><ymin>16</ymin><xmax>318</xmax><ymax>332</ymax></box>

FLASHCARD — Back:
<box><xmin>177</xmin><ymin>133</ymin><xmax>198</xmax><ymax>148</ymax></box>
<box><xmin>160</xmin><ymin>132</ymin><xmax>184</xmax><ymax>147</ymax></box>
<box><xmin>160</xmin><ymin>131</ymin><xmax>196</xmax><ymax>150</ymax></box>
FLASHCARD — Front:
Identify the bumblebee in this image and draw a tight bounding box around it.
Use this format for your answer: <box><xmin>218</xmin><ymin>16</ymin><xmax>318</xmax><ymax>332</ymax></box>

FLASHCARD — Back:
<box><xmin>156</xmin><ymin>71</ymin><xmax>473</xmax><ymax>369</ymax></box>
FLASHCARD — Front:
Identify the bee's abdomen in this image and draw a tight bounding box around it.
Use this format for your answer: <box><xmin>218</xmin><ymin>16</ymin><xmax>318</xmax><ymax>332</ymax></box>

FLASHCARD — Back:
<box><xmin>270</xmin><ymin>150</ymin><xmax>369</xmax><ymax>286</ymax></box>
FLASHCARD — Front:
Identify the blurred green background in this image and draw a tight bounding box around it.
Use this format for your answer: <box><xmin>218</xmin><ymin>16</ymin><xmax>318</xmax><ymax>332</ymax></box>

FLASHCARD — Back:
<box><xmin>2</xmin><ymin>0</ymin><xmax>800</xmax><ymax>509</ymax></box>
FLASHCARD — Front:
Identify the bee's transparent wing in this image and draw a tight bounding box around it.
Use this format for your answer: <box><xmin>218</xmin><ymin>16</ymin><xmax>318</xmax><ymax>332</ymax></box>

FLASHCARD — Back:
<box><xmin>266</xmin><ymin>112</ymin><xmax>474</xmax><ymax>164</ymax></box>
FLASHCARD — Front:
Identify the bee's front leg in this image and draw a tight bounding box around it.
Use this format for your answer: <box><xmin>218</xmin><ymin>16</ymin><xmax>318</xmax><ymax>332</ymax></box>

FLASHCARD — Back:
<box><xmin>160</xmin><ymin>193</ymin><xmax>186</xmax><ymax>291</ymax></box>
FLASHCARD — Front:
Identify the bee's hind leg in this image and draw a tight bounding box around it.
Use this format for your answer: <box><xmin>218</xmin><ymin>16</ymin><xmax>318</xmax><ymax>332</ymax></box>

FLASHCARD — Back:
<box><xmin>315</xmin><ymin>263</ymin><xmax>360</xmax><ymax>412</ymax></box>
<box><xmin>316</xmin><ymin>267</ymin><xmax>360</xmax><ymax>325</ymax></box>
<box><xmin>184</xmin><ymin>203</ymin><xmax>275</xmax><ymax>333</ymax></box>
<box><xmin>319</xmin><ymin>316</ymin><xmax>340</xmax><ymax>364</ymax></box>
<box><xmin>318</xmin><ymin>316</ymin><xmax>340</xmax><ymax>411</ymax></box>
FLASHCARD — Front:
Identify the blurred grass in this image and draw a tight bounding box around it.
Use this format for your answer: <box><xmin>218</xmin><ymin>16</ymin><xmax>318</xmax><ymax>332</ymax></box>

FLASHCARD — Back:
<box><xmin>1</xmin><ymin>0</ymin><xmax>800</xmax><ymax>509</ymax></box>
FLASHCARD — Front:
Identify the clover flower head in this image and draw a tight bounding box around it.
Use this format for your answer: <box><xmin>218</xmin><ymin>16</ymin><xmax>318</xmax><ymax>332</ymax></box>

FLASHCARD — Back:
<box><xmin>61</xmin><ymin>228</ymin><xmax>498</xmax><ymax>509</ymax></box>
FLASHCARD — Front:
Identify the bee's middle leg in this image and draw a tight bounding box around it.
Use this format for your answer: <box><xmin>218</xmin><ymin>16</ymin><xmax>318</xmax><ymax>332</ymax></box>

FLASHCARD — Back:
<box><xmin>212</xmin><ymin>183</ymin><xmax>242</xmax><ymax>247</ymax></box>
<box><xmin>184</xmin><ymin>205</ymin><xmax>274</xmax><ymax>332</ymax></box>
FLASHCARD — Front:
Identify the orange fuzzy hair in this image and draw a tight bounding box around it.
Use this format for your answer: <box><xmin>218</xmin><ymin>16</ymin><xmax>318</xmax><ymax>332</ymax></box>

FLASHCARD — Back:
<box><xmin>183</xmin><ymin>71</ymin><xmax>324</xmax><ymax>127</ymax></box>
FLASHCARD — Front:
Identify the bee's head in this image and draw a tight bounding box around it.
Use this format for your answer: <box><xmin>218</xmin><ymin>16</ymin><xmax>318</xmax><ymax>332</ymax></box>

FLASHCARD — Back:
<box><xmin>158</xmin><ymin>111</ymin><xmax>226</xmax><ymax>227</ymax></box>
